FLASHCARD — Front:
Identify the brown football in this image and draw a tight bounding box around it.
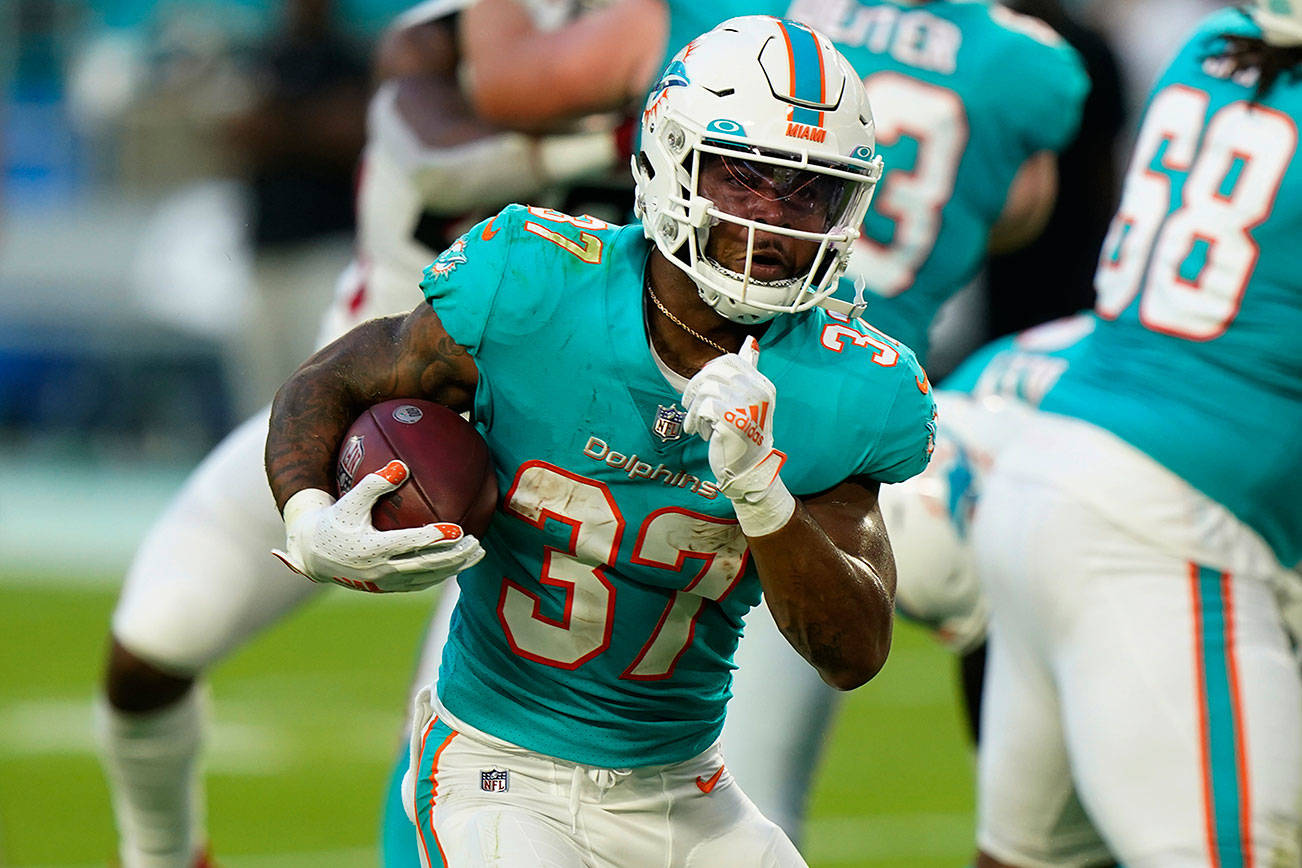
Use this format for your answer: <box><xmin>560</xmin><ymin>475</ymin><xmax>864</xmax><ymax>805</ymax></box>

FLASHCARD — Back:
<box><xmin>335</xmin><ymin>399</ymin><xmax>497</xmax><ymax>537</ymax></box>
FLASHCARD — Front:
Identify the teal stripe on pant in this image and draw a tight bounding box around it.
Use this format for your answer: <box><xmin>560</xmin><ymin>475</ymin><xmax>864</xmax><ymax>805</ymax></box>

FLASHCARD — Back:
<box><xmin>382</xmin><ymin>743</ymin><xmax>432</xmax><ymax>868</ymax></box>
<box><xmin>1194</xmin><ymin>565</ymin><xmax>1248</xmax><ymax>868</ymax></box>
<box><xmin>413</xmin><ymin>717</ymin><xmax>458</xmax><ymax>868</ymax></box>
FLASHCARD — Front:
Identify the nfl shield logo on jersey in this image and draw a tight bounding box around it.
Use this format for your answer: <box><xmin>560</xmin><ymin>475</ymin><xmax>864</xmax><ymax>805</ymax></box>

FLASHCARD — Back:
<box><xmin>653</xmin><ymin>404</ymin><xmax>686</xmax><ymax>442</ymax></box>
<box><xmin>480</xmin><ymin>768</ymin><xmax>509</xmax><ymax>793</ymax></box>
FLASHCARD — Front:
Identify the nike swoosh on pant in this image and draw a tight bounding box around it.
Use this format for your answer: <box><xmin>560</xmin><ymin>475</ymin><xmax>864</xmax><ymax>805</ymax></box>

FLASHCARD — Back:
<box><xmin>696</xmin><ymin>765</ymin><xmax>725</xmax><ymax>794</ymax></box>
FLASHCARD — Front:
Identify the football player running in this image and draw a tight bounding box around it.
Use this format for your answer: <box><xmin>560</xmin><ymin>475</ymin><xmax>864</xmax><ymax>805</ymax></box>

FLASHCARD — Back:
<box><xmin>265</xmin><ymin>17</ymin><xmax>936</xmax><ymax>866</ymax></box>
<box><xmin>971</xmin><ymin>4</ymin><xmax>1302</xmax><ymax>865</ymax></box>
<box><xmin>413</xmin><ymin>0</ymin><xmax>1090</xmax><ymax>840</ymax></box>
<box><xmin>94</xmin><ymin>2</ymin><xmax>626</xmax><ymax>865</ymax></box>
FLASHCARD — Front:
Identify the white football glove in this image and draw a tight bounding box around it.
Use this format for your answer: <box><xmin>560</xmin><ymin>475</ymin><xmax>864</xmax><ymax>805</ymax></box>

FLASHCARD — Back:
<box><xmin>682</xmin><ymin>336</ymin><xmax>796</xmax><ymax>536</ymax></box>
<box><xmin>272</xmin><ymin>460</ymin><xmax>485</xmax><ymax>593</ymax></box>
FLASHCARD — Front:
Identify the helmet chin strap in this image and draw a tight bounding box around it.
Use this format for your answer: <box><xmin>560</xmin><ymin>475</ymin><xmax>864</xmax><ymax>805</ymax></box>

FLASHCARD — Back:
<box><xmin>699</xmin><ymin>258</ymin><xmax>795</xmax><ymax>323</ymax></box>
<box><xmin>704</xmin><ymin>257</ymin><xmax>802</xmax><ymax>291</ymax></box>
<box><xmin>700</xmin><ymin>291</ymin><xmax>776</xmax><ymax>325</ymax></box>
<box><xmin>694</xmin><ymin>276</ymin><xmax>780</xmax><ymax>325</ymax></box>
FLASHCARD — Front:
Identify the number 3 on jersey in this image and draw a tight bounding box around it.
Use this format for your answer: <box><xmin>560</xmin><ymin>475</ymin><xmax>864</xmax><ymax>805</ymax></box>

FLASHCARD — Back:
<box><xmin>852</xmin><ymin>72</ymin><xmax>967</xmax><ymax>296</ymax></box>
<box><xmin>1096</xmin><ymin>84</ymin><xmax>1296</xmax><ymax>339</ymax></box>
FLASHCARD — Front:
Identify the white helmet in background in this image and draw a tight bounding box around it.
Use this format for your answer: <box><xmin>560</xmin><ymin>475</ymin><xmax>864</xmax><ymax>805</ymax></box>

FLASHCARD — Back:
<box><xmin>633</xmin><ymin>15</ymin><xmax>884</xmax><ymax>324</ymax></box>
<box><xmin>1252</xmin><ymin>0</ymin><xmax>1302</xmax><ymax>46</ymax></box>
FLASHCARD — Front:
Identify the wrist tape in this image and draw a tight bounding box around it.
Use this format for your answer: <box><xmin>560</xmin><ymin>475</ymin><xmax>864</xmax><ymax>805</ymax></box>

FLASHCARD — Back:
<box><xmin>732</xmin><ymin>477</ymin><xmax>796</xmax><ymax>537</ymax></box>
<box><xmin>721</xmin><ymin>450</ymin><xmax>796</xmax><ymax>537</ymax></box>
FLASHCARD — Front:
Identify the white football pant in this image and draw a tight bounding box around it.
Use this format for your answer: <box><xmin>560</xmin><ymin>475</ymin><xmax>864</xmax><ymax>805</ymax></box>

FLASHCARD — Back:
<box><xmin>973</xmin><ymin>413</ymin><xmax>1302</xmax><ymax>867</ymax></box>
<box><xmin>112</xmin><ymin>410</ymin><xmax>315</xmax><ymax>671</ymax></box>
<box><xmin>406</xmin><ymin>689</ymin><xmax>805</xmax><ymax>867</ymax></box>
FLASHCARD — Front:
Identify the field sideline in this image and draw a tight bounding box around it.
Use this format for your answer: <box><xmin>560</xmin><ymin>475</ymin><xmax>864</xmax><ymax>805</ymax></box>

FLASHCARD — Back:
<box><xmin>1</xmin><ymin>578</ymin><xmax>975</xmax><ymax>867</ymax></box>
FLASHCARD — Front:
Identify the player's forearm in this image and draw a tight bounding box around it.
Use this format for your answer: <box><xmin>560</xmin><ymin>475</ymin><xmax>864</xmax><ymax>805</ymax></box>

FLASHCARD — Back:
<box><xmin>459</xmin><ymin>0</ymin><xmax>663</xmax><ymax>130</ymax></box>
<box><xmin>266</xmin><ymin>309</ymin><xmax>479</xmax><ymax>513</ymax></box>
<box><xmin>749</xmin><ymin>503</ymin><xmax>895</xmax><ymax>691</ymax></box>
<box><xmin>463</xmin><ymin>51</ymin><xmax>633</xmax><ymax>131</ymax></box>
<box><xmin>265</xmin><ymin>344</ymin><xmax>381</xmax><ymax>514</ymax></box>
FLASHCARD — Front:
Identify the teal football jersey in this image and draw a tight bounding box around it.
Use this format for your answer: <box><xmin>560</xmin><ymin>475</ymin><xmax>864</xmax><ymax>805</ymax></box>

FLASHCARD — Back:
<box><xmin>657</xmin><ymin>1</ymin><xmax>1089</xmax><ymax>363</ymax></box>
<box><xmin>1042</xmin><ymin>9</ymin><xmax>1302</xmax><ymax>568</ymax></box>
<box><xmin>420</xmin><ymin>204</ymin><xmax>935</xmax><ymax>767</ymax></box>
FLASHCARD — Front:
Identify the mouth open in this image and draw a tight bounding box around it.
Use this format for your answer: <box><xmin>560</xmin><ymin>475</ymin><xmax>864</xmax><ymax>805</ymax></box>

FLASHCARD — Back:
<box><xmin>739</xmin><ymin>246</ymin><xmax>794</xmax><ymax>282</ymax></box>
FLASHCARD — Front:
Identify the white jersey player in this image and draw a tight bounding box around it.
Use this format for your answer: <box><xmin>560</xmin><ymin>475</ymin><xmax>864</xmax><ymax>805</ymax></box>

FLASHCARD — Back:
<box><xmin>95</xmin><ymin>3</ymin><xmax>623</xmax><ymax>865</ymax></box>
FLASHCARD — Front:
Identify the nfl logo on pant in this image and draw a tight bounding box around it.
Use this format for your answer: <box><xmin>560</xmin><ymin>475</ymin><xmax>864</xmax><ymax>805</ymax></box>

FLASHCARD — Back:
<box><xmin>480</xmin><ymin>769</ymin><xmax>509</xmax><ymax>793</ymax></box>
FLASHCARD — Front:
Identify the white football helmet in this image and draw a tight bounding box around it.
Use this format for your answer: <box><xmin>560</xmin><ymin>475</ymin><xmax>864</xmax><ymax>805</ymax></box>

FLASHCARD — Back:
<box><xmin>633</xmin><ymin>16</ymin><xmax>883</xmax><ymax>324</ymax></box>
<box><xmin>1252</xmin><ymin>0</ymin><xmax>1302</xmax><ymax>46</ymax></box>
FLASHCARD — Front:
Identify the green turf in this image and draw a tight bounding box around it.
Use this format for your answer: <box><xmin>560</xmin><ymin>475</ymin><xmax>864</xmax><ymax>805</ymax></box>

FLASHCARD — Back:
<box><xmin>0</xmin><ymin>580</ymin><xmax>973</xmax><ymax>867</ymax></box>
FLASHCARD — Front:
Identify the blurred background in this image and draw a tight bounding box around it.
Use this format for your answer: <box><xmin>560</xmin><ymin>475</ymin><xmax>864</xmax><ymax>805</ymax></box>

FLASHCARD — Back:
<box><xmin>2</xmin><ymin>0</ymin><xmax>407</xmax><ymax>576</ymax></box>
<box><xmin>0</xmin><ymin>0</ymin><xmax>1228</xmax><ymax>864</ymax></box>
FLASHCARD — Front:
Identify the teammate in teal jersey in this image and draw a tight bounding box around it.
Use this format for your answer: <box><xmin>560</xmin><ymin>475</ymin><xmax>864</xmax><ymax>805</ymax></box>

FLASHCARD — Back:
<box><xmin>972</xmin><ymin>5</ymin><xmax>1302</xmax><ymax>865</ymax></box>
<box><xmin>708</xmin><ymin>0</ymin><xmax>1084</xmax><ymax>837</ymax></box>
<box><xmin>710</xmin><ymin>3</ymin><xmax>1087</xmax><ymax>836</ymax></box>
<box><xmin>266</xmin><ymin>18</ymin><xmax>935</xmax><ymax>865</ymax></box>
<box><xmin>460</xmin><ymin>0</ymin><xmax>1087</xmax><ymax>360</ymax></box>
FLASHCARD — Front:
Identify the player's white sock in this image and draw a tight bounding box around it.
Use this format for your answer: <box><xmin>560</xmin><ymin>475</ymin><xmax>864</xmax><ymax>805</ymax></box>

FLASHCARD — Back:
<box><xmin>94</xmin><ymin>687</ymin><xmax>208</xmax><ymax>868</ymax></box>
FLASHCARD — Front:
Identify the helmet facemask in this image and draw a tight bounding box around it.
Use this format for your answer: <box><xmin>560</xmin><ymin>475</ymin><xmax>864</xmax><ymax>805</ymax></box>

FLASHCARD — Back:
<box><xmin>693</xmin><ymin>143</ymin><xmax>876</xmax><ymax>322</ymax></box>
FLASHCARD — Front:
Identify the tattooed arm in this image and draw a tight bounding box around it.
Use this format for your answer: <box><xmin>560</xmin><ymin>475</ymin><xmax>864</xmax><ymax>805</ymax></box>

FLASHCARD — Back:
<box><xmin>265</xmin><ymin>304</ymin><xmax>478</xmax><ymax>512</ymax></box>
<box><xmin>748</xmin><ymin>478</ymin><xmax>896</xmax><ymax>690</ymax></box>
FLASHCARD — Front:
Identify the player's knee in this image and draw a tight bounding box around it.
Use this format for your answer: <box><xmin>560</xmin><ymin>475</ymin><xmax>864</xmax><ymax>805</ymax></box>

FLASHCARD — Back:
<box><xmin>104</xmin><ymin>638</ymin><xmax>196</xmax><ymax>713</ymax></box>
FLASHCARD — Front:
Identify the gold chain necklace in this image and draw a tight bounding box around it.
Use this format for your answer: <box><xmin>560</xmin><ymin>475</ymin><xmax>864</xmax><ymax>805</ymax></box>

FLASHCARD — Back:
<box><xmin>646</xmin><ymin>281</ymin><xmax>729</xmax><ymax>356</ymax></box>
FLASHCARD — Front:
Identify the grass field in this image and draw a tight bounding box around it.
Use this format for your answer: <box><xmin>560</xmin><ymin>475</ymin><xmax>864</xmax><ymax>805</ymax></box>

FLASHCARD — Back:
<box><xmin>1</xmin><ymin>577</ymin><xmax>975</xmax><ymax>867</ymax></box>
